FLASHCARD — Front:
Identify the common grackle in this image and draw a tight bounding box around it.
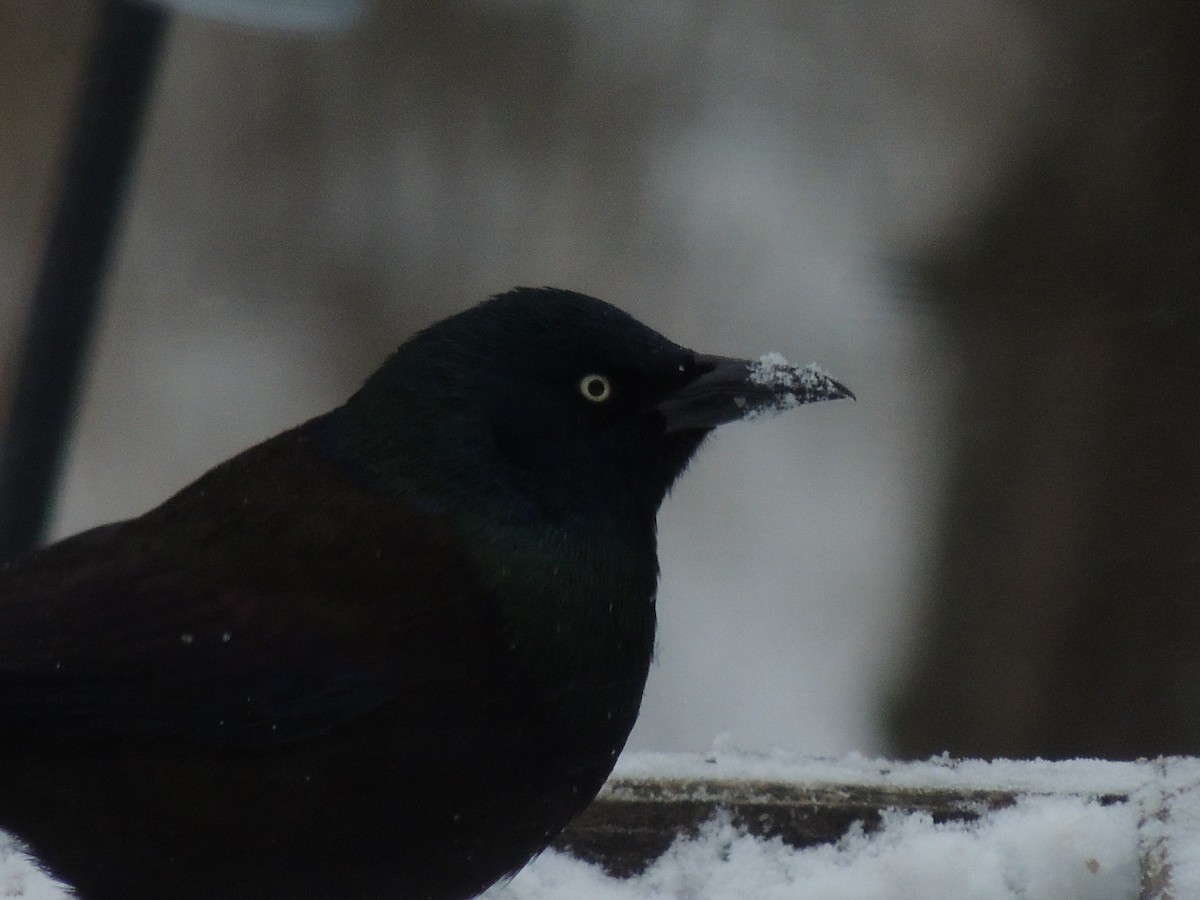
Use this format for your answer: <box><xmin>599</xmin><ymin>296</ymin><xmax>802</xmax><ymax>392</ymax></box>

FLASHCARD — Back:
<box><xmin>0</xmin><ymin>287</ymin><xmax>852</xmax><ymax>899</ymax></box>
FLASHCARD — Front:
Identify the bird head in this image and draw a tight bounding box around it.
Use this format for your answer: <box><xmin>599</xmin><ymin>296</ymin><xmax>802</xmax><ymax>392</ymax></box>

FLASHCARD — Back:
<box><xmin>334</xmin><ymin>287</ymin><xmax>852</xmax><ymax>526</ymax></box>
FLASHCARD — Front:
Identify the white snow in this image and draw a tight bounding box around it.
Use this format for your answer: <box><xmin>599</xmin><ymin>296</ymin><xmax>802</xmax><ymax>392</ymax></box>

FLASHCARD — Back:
<box><xmin>749</xmin><ymin>352</ymin><xmax>796</xmax><ymax>383</ymax></box>
<box><xmin>0</xmin><ymin>833</ymin><xmax>69</xmax><ymax>900</ymax></box>
<box><xmin>488</xmin><ymin>798</ymin><xmax>1138</xmax><ymax>900</ymax></box>
<box><xmin>744</xmin><ymin>354</ymin><xmax>848</xmax><ymax>418</ymax></box>
<box><xmin>485</xmin><ymin>749</ymin><xmax>1200</xmax><ymax>900</ymax></box>
<box><xmin>5</xmin><ymin>749</ymin><xmax>1200</xmax><ymax>898</ymax></box>
<box><xmin>610</xmin><ymin>744</ymin><xmax>1164</xmax><ymax>795</ymax></box>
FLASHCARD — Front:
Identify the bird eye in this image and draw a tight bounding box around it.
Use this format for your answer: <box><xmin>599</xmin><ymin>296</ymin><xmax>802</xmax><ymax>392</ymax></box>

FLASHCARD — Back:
<box><xmin>578</xmin><ymin>374</ymin><xmax>612</xmax><ymax>403</ymax></box>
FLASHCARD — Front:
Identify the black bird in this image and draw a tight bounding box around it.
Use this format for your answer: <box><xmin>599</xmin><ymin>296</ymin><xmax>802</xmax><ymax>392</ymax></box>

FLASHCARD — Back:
<box><xmin>0</xmin><ymin>287</ymin><xmax>852</xmax><ymax>899</ymax></box>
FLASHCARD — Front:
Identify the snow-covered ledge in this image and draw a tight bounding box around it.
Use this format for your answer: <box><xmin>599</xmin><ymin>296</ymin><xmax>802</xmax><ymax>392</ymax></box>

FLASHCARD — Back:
<box><xmin>490</xmin><ymin>749</ymin><xmax>1200</xmax><ymax>899</ymax></box>
<box><xmin>3</xmin><ymin>749</ymin><xmax>1190</xmax><ymax>898</ymax></box>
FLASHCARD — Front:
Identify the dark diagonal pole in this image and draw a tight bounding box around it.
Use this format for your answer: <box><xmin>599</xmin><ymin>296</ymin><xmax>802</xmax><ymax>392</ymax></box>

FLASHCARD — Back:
<box><xmin>0</xmin><ymin>1</ymin><xmax>168</xmax><ymax>561</ymax></box>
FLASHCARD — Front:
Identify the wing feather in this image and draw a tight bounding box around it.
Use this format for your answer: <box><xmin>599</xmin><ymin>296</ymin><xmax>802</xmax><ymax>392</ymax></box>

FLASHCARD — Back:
<box><xmin>0</xmin><ymin>424</ymin><xmax>496</xmax><ymax>747</ymax></box>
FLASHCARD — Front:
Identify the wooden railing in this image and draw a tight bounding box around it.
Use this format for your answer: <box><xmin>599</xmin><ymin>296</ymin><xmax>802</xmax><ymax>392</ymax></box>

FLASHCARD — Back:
<box><xmin>551</xmin><ymin>752</ymin><xmax>1198</xmax><ymax>898</ymax></box>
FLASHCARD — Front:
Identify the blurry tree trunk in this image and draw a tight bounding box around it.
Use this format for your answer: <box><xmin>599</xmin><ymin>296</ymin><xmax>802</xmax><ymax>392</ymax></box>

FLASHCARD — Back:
<box><xmin>888</xmin><ymin>2</ymin><xmax>1200</xmax><ymax>759</ymax></box>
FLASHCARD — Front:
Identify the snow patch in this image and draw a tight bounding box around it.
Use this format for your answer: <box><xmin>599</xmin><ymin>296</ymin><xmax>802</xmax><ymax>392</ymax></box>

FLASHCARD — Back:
<box><xmin>490</xmin><ymin>797</ymin><xmax>1138</xmax><ymax>900</ymax></box>
<box><xmin>745</xmin><ymin>354</ymin><xmax>851</xmax><ymax>418</ymax></box>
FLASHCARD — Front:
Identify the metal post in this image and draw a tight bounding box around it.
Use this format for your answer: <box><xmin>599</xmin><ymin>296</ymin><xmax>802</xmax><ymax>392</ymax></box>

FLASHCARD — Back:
<box><xmin>0</xmin><ymin>0</ymin><xmax>168</xmax><ymax>560</ymax></box>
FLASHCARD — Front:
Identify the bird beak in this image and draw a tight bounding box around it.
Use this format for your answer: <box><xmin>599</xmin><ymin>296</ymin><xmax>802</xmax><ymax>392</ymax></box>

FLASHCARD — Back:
<box><xmin>656</xmin><ymin>353</ymin><xmax>855</xmax><ymax>434</ymax></box>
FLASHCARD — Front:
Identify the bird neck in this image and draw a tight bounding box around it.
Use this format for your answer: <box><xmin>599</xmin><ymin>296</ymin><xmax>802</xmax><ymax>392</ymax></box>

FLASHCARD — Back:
<box><xmin>314</xmin><ymin>403</ymin><xmax>661</xmax><ymax>696</ymax></box>
<box><xmin>461</xmin><ymin>512</ymin><xmax>659</xmax><ymax>760</ymax></box>
<box><xmin>462</xmin><ymin>510</ymin><xmax>659</xmax><ymax>677</ymax></box>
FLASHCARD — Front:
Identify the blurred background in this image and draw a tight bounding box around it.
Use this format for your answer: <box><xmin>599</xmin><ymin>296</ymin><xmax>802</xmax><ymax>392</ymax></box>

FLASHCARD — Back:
<box><xmin>1</xmin><ymin>0</ymin><xmax>1197</xmax><ymax>762</ymax></box>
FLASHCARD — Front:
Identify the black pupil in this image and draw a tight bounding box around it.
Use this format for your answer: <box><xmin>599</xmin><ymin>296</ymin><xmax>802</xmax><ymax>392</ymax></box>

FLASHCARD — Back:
<box><xmin>586</xmin><ymin>378</ymin><xmax>606</xmax><ymax>397</ymax></box>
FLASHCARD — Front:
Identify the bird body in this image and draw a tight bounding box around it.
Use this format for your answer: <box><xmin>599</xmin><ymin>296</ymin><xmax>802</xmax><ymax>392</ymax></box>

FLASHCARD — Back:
<box><xmin>0</xmin><ymin>288</ymin><xmax>850</xmax><ymax>898</ymax></box>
